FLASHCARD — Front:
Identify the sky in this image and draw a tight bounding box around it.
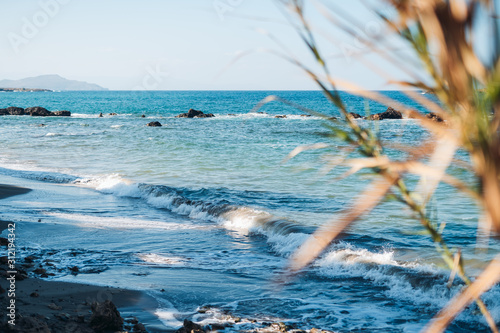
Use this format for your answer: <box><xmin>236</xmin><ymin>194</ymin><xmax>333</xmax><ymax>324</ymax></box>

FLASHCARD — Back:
<box><xmin>0</xmin><ymin>0</ymin><xmax>417</xmax><ymax>90</ymax></box>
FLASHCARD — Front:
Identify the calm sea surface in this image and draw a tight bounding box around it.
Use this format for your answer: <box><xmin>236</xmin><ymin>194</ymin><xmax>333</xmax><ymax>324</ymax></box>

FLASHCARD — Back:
<box><xmin>0</xmin><ymin>91</ymin><xmax>498</xmax><ymax>332</ymax></box>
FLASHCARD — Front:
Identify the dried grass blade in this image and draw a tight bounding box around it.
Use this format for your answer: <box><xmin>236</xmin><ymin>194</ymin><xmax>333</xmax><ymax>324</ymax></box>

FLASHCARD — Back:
<box><xmin>425</xmin><ymin>255</ymin><xmax>500</xmax><ymax>333</ymax></box>
<box><xmin>288</xmin><ymin>176</ymin><xmax>397</xmax><ymax>272</ymax></box>
<box><xmin>283</xmin><ymin>143</ymin><xmax>330</xmax><ymax>163</ymax></box>
<box><xmin>415</xmin><ymin>135</ymin><xmax>458</xmax><ymax>205</ymax></box>
<box><xmin>447</xmin><ymin>249</ymin><xmax>461</xmax><ymax>288</ymax></box>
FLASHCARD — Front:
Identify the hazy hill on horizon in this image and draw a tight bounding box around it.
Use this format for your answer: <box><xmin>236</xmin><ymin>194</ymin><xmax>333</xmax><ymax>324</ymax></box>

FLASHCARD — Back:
<box><xmin>0</xmin><ymin>75</ymin><xmax>107</xmax><ymax>91</ymax></box>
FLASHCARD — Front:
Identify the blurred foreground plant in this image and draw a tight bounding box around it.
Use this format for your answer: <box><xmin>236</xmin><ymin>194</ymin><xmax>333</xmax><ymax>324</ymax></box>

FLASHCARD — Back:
<box><xmin>270</xmin><ymin>0</ymin><xmax>500</xmax><ymax>331</ymax></box>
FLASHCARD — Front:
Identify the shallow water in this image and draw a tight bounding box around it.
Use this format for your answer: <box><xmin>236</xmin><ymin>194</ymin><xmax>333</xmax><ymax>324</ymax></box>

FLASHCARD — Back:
<box><xmin>0</xmin><ymin>91</ymin><xmax>498</xmax><ymax>332</ymax></box>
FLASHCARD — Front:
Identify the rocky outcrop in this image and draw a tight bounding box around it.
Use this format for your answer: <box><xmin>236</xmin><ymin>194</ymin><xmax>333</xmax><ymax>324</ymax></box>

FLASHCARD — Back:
<box><xmin>0</xmin><ymin>106</ymin><xmax>71</xmax><ymax>117</ymax></box>
<box><xmin>147</xmin><ymin>121</ymin><xmax>162</xmax><ymax>127</ymax></box>
<box><xmin>176</xmin><ymin>320</ymin><xmax>205</xmax><ymax>333</ymax></box>
<box><xmin>176</xmin><ymin>109</ymin><xmax>214</xmax><ymax>118</ymax></box>
<box><xmin>26</xmin><ymin>107</ymin><xmax>53</xmax><ymax>117</ymax></box>
<box><xmin>368</xmin><ymin>107</ymin><xmax>402</xmax><ymax>120</ymax></box>
<box><xmin>426</xmin><ymin>112</ymin><xmax>444</xmax><ymax>122</ymax></box>
<box><xmin>275</xmin><ymin>115</ymin><xmax>287</xmax><ymax>118</ymax></box>
<box><xmin>6</xmin><ymin>106</ymin><xmax>25</xmax><ymax>115</ymax></box>
<box><xmin>89</xmin><ymin>301</ymin><xmax>123</xmax><ymax>332</ymax></box>
<box><xmin>348</xmin><ymin>112</ymin><xmax>364</xmax><ymax>119</ymax></box>
<box><xmin>52</xmin><ymin>110</ymin><xmax>71</xmax><ymax>117</ymax></box>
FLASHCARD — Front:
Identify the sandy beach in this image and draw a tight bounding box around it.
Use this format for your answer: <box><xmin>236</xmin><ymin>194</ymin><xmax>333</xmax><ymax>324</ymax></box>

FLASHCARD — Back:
<box><xmin>0</xmin><ymin>184</ymin><xmax>165</xmax><ymax>333</ymax></box>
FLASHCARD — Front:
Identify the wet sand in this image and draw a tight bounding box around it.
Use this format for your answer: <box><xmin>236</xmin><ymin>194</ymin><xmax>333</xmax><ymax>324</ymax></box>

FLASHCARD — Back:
<box><xmin>0</xmin><ymin>185</ymin><xmax>168</xmax><ymax>332</ymax></box>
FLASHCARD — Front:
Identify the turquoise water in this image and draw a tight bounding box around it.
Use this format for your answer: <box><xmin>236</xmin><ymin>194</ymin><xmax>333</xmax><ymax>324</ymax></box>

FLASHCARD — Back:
<box><xmin>0</xmin><ymin>91</ymin><xmax>498</xmax><ymax>332</ymax></box>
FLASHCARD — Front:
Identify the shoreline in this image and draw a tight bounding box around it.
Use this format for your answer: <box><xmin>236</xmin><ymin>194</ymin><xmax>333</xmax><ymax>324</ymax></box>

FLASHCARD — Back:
<box><xmin>0</xmin><ymin>185</ymin><xmax>169</xmax><ymax>333</ymax></box>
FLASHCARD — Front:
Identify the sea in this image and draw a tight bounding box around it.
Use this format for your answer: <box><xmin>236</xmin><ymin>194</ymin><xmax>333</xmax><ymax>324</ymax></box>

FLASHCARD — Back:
<box><xmin>0</xmin><ymin>90</ymin><xmax>499</xmax><ymax>332</ymax></box>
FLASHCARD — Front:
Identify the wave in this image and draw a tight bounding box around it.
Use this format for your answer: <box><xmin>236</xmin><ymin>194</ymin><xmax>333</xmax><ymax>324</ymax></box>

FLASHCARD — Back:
<box><xmin>4</xmin><ymin>166</ymin><xmax>498</xmax><ymax>326</ymax></box>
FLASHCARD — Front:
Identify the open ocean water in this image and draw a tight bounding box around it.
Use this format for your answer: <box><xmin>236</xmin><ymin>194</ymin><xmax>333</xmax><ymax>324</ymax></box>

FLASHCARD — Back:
<box><xmin>0</xmin><ymin>90</ymin><xmax>499</xmax><ymax>332</ymax></box>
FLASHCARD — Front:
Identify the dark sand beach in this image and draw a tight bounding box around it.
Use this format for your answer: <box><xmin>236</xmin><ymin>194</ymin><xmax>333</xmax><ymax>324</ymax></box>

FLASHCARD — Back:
<box><xmin>0</xmin><ymin>185</ymin><xmax>165</xmax><ymax>333</ymax></box>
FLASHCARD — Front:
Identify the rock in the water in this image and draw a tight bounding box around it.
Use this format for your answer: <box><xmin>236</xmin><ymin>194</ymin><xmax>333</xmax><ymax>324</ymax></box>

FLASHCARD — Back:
<box><xmin>147</xmin><ymin>121</ymin><xmax>162</xmax><ymax>127</ymax></box>
<box><xmin>98</xmin><ymin>113</ymin><xmax>103</xmax><ymax>117</ymax></box>
<box><xmin>109</xmin><ymin>113</ymin><xmax>118</xmax><ymax>116</ymax></box>
<box><xmin>369</xmin><ymin>107</ymin><xmax>402</xmax><ymax>120</ymax></box>
<box><xmin>53</xmin><ymin>110</ymin><xmax>71</xmax><ymax>117</ymax></box>
<box><xmin>176</xmin><ymin>319</ymin><xmax>205</xmax><ymax>333</ymax></box>
<box><xmin>141</xmin><ymin>114</ymin><xmax>146</xmax><ymax>118</ymax></box>
<box><xmin>90</xmin><ymin>300</ymin><xmax>124</xmax><ymax>332</ymax></box>
<box><xmin>133</xmin><ymin>322</ymin><xmax>147</xmax><ymax>332</ymax></box>
<box><xmin>7</xmin><ymin>106</ymin><xmax>26</xmax><ymax>115</ymax></box>
<box><xmin>275</xmin><ymin>115</ymin><xmax>287</xmax><ymax>118</ymax></box>
<box><xmin>426</xmin><ymin>112</ymin><xmax>444</xmax><ymax>122</ymax></box>
<box><xmin>348</xmin><ymin>112</ymin><xmax>364</xmax><ymax>119</ymax></box>
<box><xmin>176</xmin><ymin>109</ymin><xmax>214</xmax><ymax>118</ymax></box>
<box><xmin>26</xmin><ymin>107</ymin><xmax>52</xmax><ymax>117</ymax></box>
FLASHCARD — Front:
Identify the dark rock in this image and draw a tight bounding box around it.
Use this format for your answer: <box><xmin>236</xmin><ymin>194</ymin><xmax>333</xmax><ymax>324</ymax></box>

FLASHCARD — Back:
<box><xmin>0</xmin><ymin>237</ymin><xmax>8</xmax><ymax>246</ymax></box>
<box><xmin>275</xmin><ymin>115</ymin><xmax>287</xmax><ymax>118</ymax></box>
<box><xmin>69</xmin><ymin>266</ymin><xmax>79</xmax><ymax>273</ymax></box>
<box><xmin>30</xmin><ymin>292</ymin><xmax>39</xmax><ymax>297</ymax></box>
<box><xmin>0</xmin><ymin>256</ymin><xmax>8</xmax><ymax>264</ymax></box>
<box><xmin>369</xmin><ymin>107</ymin><xmax>402</xmax><ymax>120</ymax></box>
<box><xmin>176</xmin><ymin>109</ymin><xmax>214</xmax><ymax>118</ymax></box>
<box><xmin>133</xmin><ymin>322</ymin><xmax>147</xmax><ymax>332</ymax></box>
<box><xmin>109</xmin><ymin>113</ymin><xmax>118</xmax><ymax>116</ymax></box>
<box><xmin>48</xmin><ymin>302</ymin><xmax>62</xmax><ymax>310</ymax></box>
<box><xmin>426</xmin><ymin>112</ymin><xmax>444</xmax><ymax>122</ymax></box>
<box><xmin>300</xmin><ymin>114</ymin><xmax>311</xmax><ymax>117</ymax></box>
<box><xmin>147</xmin><ymin>121</ymin><xmax>162</xmax><ymax>127</ymax></box>
<box><xmin>98</xmin><ymin>113</ymin><xmax>103</xmax><ymax>117</ymax></box>
<box><xmin>89</xmin><ymin>300</ymin><xmax>124</xmax><ymax>332</ymax></box>
<box><xmin>33</xmin><ymin>268</ymin><xmax>47</xmax><ymax>275</ymax></box>
<box><xmin>53</xmin><ymin>110</ymin><xmax>71</xmax><ymax>117</ymax></box>
<box><xmin>15</xmin><ymin>316</ymin><xmax>51</xmax><ymax>333</ymax></box>
<box><xmin>0</xmin><ymin>109</ymin><xmax>8</xmax><ymax>116</ymax></box>
<box><xmin>26</xmin><ymin>106</ymin><xmax>52</xmax><ymax>117</ymax></box>
<box><xmin>256</xmin><ymin>111</ymin><xmax>267</xmax><ymax>114</ymax></box>
<box><xmin>141</xmin><ymin>114</ymin><xmax>146</xmax><ymax>118</ymax></box>
<box><xmin>340</xmin><ymin>310</ymin><xmax>350</xmax><ymax>314</ymax></box>
<box><xmin>24</xmin><ymin>255</ymin><xmax>35</xmax><ymax>263</ymax></box>
<box><xmin>348</xmin><ymin>112</ymin><xmax>364</xmax><ymax>119</ymax></box>
<box><xmin>176</xmin><ymin>319</ymin><xmax>205</xmax><ymax>333</ymax></box>
<box><xmin>7</xmin><ymin>106</ymin><xmax>25</xmax><ymax>115</ymax></box>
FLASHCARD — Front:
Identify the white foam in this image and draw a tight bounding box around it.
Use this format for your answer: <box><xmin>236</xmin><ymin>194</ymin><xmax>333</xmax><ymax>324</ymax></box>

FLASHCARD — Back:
<box><xmin>137</xmin><ymin>253</ymin><xmax>188</xmax><ymax>266</ymax></box>
<box><xmin>76</xmin><ymin>174</ymin><xmax>142</xmax><ymax>198</ymax></box>
<box><xmin>220</xmin><ymin>207</ymin><xmax>273</xmax><ymax>232</ymax></box>
<box><xmin>45</xmin><ymin>212</ymin><xmax>195</xmax><ymax>230</ymax></box>
<box><xmin>155</xmin><ymin>308</ymin><xmax>184</xmax><ymax>329</ymax></box>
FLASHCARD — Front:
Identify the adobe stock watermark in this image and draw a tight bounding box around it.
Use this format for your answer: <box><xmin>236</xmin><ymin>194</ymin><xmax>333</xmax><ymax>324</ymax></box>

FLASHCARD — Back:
<box><xmin>213</xmin><ymin>0</ymin><xmax>244</xmax><ymax>21</ymax></box>
<box><xmin>8</xmin><ymin>0</ymin><xmax>73</xmax><ymax>54</ymax></box>
<box><xmin>339</xmin><ymin>8</ymin><xmax>392</xmax><ymax>64</ymax></box>
<box><xmin>132</xmin><ymin>63</ymin><xmax>170</xmax><ymax>91</ymax></box>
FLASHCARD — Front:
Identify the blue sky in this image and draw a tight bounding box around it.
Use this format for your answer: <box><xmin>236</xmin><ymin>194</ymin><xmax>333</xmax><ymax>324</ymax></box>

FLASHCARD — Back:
<box><xmin>0</xmin><ymin>0</ymin><xmax>415</xmax><ymax>90</ymax></box>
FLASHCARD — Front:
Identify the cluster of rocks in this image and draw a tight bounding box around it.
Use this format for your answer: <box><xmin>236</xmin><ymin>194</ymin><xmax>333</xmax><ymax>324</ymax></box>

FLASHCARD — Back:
<box><xmin>347</xmin><ymin>107</ymin><xmax>402</xmax><ymax>120</ymax></box>
<box><xmin>346</xmin><ymin>107</ymin><xmax>445</xmax><ymax>122</ymax></box>
<box><xmin>176</xmin><ymin>109</ymin><xmax>214</xmax><ymax>118</ymax></box>
<box><xmin>175</xmin><ymin>319</ymin><xmax>334</xmax><ymax>333</ymax></box>
<box><xmin>0</xmin><ymin>106</ymin><xmax>70</xmax><ymax>117</ymax></box>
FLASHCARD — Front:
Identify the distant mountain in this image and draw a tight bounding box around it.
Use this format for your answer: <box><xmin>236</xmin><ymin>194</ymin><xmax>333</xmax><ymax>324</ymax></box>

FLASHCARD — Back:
<box><xmin>0</xmin><ymin>75</ymin><xmax>107</xmax><ymax>91</ymax></box>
